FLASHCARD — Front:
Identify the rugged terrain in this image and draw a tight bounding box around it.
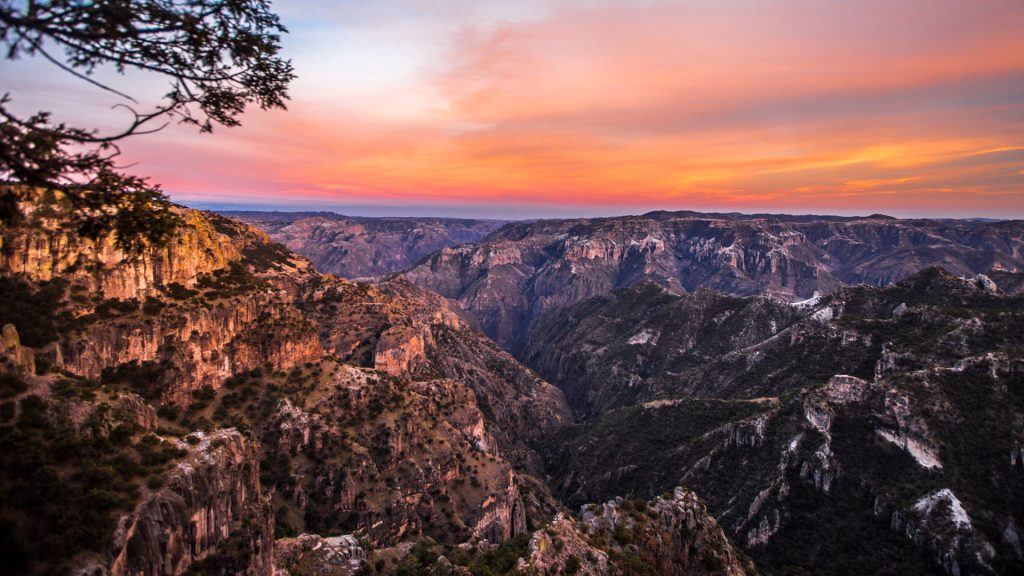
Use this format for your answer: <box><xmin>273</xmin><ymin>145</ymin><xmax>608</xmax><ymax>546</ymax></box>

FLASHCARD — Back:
<box><xmin>224</xmin><ymin>211</ymin><xmax>504</xmax><ymax>279</ymax></box>
<box><xmin>536</xmin><ymin>268</ymin><xmax>1024</xmax><ymax>575</ymax></box>
<box><xmin>0</xmin><ymin>192</ymin><xmax>745</xmax><ymax>576</ymax></box>
<box><xmin>387</xmin><ymin>487</ymin><xmax>754</xmax><ymax>576</ymax></box>
<box><xmin>520</xmin><ymin>283</ymin><xmax>804</xmax><ymax>414</ymax></box>
<box><xmin>4</xmin><ymin>195</ymin><xmax>1022</xmax><ymax>576</ymax></box>
<box><xmin>399</xmin><ymin>212</ymin><xmax>1024</xmax><ymax>349</ymax></box>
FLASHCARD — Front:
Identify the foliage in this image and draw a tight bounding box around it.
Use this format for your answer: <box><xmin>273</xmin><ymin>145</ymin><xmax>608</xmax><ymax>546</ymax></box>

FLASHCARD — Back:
<box><xmin>242</xmin><ymin>240</ymin><xmax>294</xmax><ymax>272</ymax></box>
<box><xmin>194</xmin><ymin>261</ymin><xmax>268</xmax><ymax>298</ymax></box>
<box><xmin>0</xmin><ymin>0</ymin><xmax>294</xmax><ymax>250</ymax></box>
<box><xmin>0</xmin><ymin>372</ymin><xmax>27</xmax><ymax>398</ymax></box>
<box><xmin>395</xmin><ymin>535</ymin><xmax>532</xmax><ymax>576</ymax></box>
<box><xmin>0</xmin><ymin>276</ymin><xmax>70</xmax><ymax>346</ymax></box>
<box><xmin>101</xmin><ymin>359</ymin><xmax>172</xmax><ymax>400</ymax></box>
<box><xmin>0</xmin><ymin>394</ymin><xmax>184</xmax><ymax>575</ymax></box>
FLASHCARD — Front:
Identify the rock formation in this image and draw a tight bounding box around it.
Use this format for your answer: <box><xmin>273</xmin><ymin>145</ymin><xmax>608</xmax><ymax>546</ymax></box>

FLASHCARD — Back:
<box><xmin>517</xmin><ymin>487</ymin><xmax>752</xmax><ymax>575</ymax></box>
<box><xmin>107</xmin><ymin>430</ymin><xmax>273</xmax><ymax>576</ymax></box>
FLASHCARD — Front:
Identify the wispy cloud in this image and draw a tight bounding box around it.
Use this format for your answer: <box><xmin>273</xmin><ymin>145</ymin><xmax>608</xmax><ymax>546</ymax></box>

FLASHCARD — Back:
<box><xmin>5</xmin><ymin>0</ymin><xmax>1020</xmax><ymax>217</ymax></box>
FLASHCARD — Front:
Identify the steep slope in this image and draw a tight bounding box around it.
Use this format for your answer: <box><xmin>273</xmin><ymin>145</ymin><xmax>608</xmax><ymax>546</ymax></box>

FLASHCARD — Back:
<box><xmin>0</xmin><ymin>336</ymin><xmax>274</xmax><ymax>576</ymax></box>
<box><xmin>184</xmin><ymin>361</ymin><xmax>533</xmax><ymax>548</ymax></box>
<box><xmin>379</xmin><ymin>487</ymin><xmax>754</xmax><ymax>576</ymax></box>
<box><xmin>226</xmin><ymin>211</ymin><xmax>504</xmax><ymax>279</ymax></box>
<box><xmin>521</xmin><ymin>283</ymin><xmax>804</xmax><ymax>414</ymax></box>
<box><xmin>402</xmin><ymin>212</ymin><xmax>1024</xmax><ymax>349</ymax></box>
<box><xmin>0</xmin><ymin>192</ymin><xmax>573</xmax><ymax>575</ymax></box>
<box><xmin>539</xmin><ymin>269</ymin><xmax>1024</xmax><ymax>575</ymax></box>
<box><xmin>520</xmin><ymin>488</ymin><xmax>754</xmax><ymax>576</ymax></box>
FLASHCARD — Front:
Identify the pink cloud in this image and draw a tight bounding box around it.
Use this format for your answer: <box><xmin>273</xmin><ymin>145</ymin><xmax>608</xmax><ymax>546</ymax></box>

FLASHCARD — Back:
<box><xmin>92</xmin><ymin>0</ymin><xmax>1024</xmax><ymax>217</ymax></box>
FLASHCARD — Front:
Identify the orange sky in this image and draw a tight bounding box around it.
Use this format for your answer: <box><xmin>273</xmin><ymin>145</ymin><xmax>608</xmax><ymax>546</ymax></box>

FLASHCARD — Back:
<box><xmin>4</xmin><ymin>0</ymin><xmax>1023</xmax><ymax>217</ymax></box>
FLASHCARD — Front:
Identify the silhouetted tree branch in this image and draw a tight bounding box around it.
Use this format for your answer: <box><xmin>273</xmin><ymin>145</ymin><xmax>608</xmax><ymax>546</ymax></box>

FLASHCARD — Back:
<box><xmin>0</xmin><ymin>0</ymin><xmax>295</xmax><ymax>251</ymax></box>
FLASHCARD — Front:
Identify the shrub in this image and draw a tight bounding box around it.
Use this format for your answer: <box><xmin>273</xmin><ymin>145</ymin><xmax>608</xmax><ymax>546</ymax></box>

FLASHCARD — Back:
<box><xmin>0</xmin><ymin>372</ymin><xmax>27</xmax><ymax>398</ymax></box>
<box><xmin>0</xmin><ymin>277</ymin><xmax>67</xmax><ymax>346</ymax></box>
<box><xmin>142</xmin><ymin>298</ymin><xmax>166</xmax><ymax>316</ymax></box>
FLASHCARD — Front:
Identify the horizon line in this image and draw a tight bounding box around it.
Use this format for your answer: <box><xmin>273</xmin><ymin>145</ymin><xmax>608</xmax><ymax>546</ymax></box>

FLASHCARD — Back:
<box><xmin>184</xmin><ymin>200</ymin><xmax>1019</xmax><ymax>223</ymax></box>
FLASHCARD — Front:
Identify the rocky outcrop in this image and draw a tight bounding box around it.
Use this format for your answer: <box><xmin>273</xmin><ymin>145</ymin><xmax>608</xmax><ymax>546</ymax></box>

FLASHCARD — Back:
<box><xmin>302</xmin><ymin>276</ymin><xmax>571</xmax><ymax>473</ymax></box>
<box><xmin>273</xmin><ymin>534</ymin><xmax>366</xmax><ymax>576</ymax></box>
<box><xmin>517</xmin><ymin>514</ymin><xmax>615</xmax><ymax>575</ymax></box>
<box><xmin>256</xmin><ymin>365</ymin><xmax>531</xmax><ymax>549</ymax></box>
<box><xmin>2</xmin><ymin>203</ymin><xmax>241</xmax><ymax>300</ymax></box>
<box><xmin>373</xmin><ymin>324</ymin><xmax>431</xmax><ymax>376</ymax></box>
<box><xmin>518</xmin><ymin>488</ymin><xmax>752</xmax><ymax>576</ymax></box>
<box><xmin>2</xmin><ymin>196</ymin><xmax>324</xmax><ymax>406</ymax></box>
<box><xmin>56</xmin><ymin>293</ymin><xmax>322</xmax><ymax>405</ymax></box>
<box><xmin>105</xmin><ymin>430</ymin><xmax>273</xmax><ymax>576</ymax></box>
<box><xmin>0</xmin><ymin>323</ymin><xmax>35</xmax><ymax>374</ymax></box>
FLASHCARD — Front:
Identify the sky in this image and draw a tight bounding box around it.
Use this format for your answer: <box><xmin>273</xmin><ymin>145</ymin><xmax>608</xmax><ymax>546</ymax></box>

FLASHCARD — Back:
<box><xmin>2</xmin><ymin>0</ymin><xmax>1023</xmax><ymax>219</ymax></box>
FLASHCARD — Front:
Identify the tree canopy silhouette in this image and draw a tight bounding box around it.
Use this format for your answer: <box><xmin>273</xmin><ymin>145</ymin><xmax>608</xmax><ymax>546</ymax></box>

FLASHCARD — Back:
<box><xmin>0</xmin><ymin>0</ymin><xmax>295</xmax><ymax>251</ymax></box>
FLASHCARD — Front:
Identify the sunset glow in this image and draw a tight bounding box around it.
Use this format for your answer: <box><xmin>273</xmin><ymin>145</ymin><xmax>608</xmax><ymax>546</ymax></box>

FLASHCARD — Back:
<box><xmin>4</xmin><ymin>0</ymin><xmax>1023</xmax><ymax>217</ymax></box>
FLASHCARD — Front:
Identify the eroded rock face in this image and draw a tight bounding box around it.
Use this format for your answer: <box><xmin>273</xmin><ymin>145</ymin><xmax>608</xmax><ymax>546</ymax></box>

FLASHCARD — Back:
<box><xmin>0</xmin><ymin>323</ymin><xmax>35</xmax><ymax>374</ymax></box>
<box><xmin>109</xmin><ymin>430</ymin><xmax>273</xmax><ymax>576</ymax></box>
<box><xmin>518</xmin><ymin>514</ymin><xmax>616</xmax><ymax>576</ymax></box>
<box><xmin>518</xmin><ymin>488</ymin><xmax>752</xmax><ymax>576</ymax></box>
<box><xmin>2</xmin><ymin>204</ymin><xmax>240</xmax><ymax>300</ymax></box>
<box><xmin>259</xmin><ymin>366</ymin><xmax>530</xmax><ymax>549</ymax></box>
<box><xmin>2</xmin><ymin>196</ymin><xmax>325</xmax><ymax>407</ymax></box>
<box><xmin>300</xmin><ymin>276</ymin><xmax>572</xmax><ymax>473</ymax></box>
<box><xmin>273</xmin><ymin>534</ymin><xmax>367</xmax><ymax>576</ymax></box>
<box><xmin>402</xmin><ymin>213</ymin><xmax>1024</xmax><ymax>349</ymax></box>
<box><xmin>56</xmin><ymin>292</ymin><xmax>323</xmax><ymax>405</ymax></box>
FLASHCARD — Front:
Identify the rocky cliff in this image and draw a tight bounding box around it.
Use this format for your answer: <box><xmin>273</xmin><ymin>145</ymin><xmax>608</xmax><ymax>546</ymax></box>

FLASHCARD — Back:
<box><xmin>225</xmin><ymin>211</ymin><xmax>504</xmax><ymax>279</ymax></box>
<box><xmin>0</xmin><ymin>196</ymin><xmax>579</xmax><ymax>575</ymax></box>
<box><xmin>295</xmin><ymin>275</ymin><xmax>572</xmax><ymax>473</ymax></box>
<box><xmin>401</xmin><ymin>212</ymin><xmax>1024</xmax><ymax>349</ymax></box>
<box><xmin>204</xmin><ymin>363</ymin><xmax>532</xmax><ymax>549</ymax></box>
<box><xmin>376</xmin><ymin>487</ymin><xmax>753</xmax><ymax>576</ymax></box>
<box><xmin>539</xmin><ymin>268</ymin><xmax>1024</xmax><ymax>575</ymax></box>
<box><xmin>106</xmin><ymin>429</ymin><xmax>273</xmax><ymax>576</ymax></box>
<box><xmin>520</xmin><ymin>283</ymin><xmax>804</xmax><ymax>414</ymax></box>
<box><xmin>520</xmin><ymin>487</ymin><xmax>753</xmax><ymax>576</ymax></box>
<box><xmin>1</xmin><ymin>193</ymin><xmax>325</xmax><ymax>407</ymax></box>
<box><xmin>0</xmin><ymin>350</ymin><xmax>273</xmax><ymax>576</ymax></box>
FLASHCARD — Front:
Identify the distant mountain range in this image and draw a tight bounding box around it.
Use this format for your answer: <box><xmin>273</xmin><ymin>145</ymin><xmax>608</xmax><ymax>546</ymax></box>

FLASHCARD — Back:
<box><xmin>400</xmin><ymin>211</ymin><xmax>1024</xmax><ymax>349</ymax></box>
<box><xmin>223</xmin><ymin>211</ymin><xmax>504</xmax><ymax>279</ymax></box>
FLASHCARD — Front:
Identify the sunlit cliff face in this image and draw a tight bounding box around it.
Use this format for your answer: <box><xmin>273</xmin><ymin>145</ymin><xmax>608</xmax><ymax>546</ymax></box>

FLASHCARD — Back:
<box><xmin>7</xmin><ymin>0</ymin><xmax>1024</xmax><ymax>217</ymax></box>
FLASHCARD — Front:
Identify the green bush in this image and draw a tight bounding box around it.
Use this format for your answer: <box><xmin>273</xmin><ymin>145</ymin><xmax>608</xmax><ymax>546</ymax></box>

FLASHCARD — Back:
<box><xmin>101</xmin><ymin>360</ymin><xmax>169</xmax><ymax>400</ymax></box>
<box><xmin>142</xmin><ymin>298</ymin><xmax>167</xmax><ymax>315</ymax></box>
<box><xmin>0</xmin><ymin>372</ymin><xmax>27</xmax><ymax>398</ymax></box>
<box><xmin>0</xmin><ymin>277</ymin><xmax>68</xmax><ymax>346</ymax></box>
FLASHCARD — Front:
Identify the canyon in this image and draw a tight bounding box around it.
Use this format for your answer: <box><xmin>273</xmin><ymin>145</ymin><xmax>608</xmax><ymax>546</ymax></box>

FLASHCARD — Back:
<box><xmin>2</xmin><ymin>198</ymin><xmax>1022</xmax><ymax>576</ymax></box>
<box><xmin>0</xmin><ymin>196</ymin><xmax>742</xmax><ymax>576</ymax></box>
